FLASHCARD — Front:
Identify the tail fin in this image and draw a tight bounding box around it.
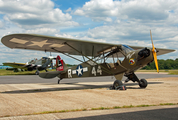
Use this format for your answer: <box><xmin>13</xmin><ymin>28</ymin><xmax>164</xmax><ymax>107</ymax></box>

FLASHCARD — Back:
<box><xmin>56</xmin><ymin>55</ymin><xmax>67</xmax><ymax>71</ymax></box>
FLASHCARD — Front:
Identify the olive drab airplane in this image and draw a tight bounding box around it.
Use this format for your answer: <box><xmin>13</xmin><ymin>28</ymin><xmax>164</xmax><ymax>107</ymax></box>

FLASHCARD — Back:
<box><xmin>3</xmin><ymin>56</ymin><xmax>55</xmax><ymax>75</ymax></box>
<box><xmin>1</xmin><ymin>30</ymin><xmax>175</xmax><ymax>90</ymax></box>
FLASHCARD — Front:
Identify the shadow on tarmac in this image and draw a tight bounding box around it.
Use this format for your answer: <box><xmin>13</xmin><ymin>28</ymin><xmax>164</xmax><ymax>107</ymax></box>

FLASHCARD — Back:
<box><xmin>1</xmin><ymin>82</ymin><xmax>163</xmax><ymax>94</ymax></box>
<box><xmin>61</xmin><ymin>107</ymin><xmax>178</xmax><ymax>120</ymax></box>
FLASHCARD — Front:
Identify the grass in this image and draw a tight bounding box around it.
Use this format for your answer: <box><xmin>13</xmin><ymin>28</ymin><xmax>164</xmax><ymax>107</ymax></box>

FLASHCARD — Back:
<box><xmin>138</xmin><ymin>69</ymin><xmax>178</xmax><ymax>75</ymax></box>
<box><xmin>137</xmin><ymin>70</ymin><xmax>169</xmax><ymax>72</ymax></box>
<box><xmin>167</xmin><ymin>70</ymin><xmax>178</xmax><ymax>75</ymax></box>
<box><xmin>29</xmin><ymin>103</ymin><xmax>178</xmax><ymax>116</ymax></box>
<box><xmin>0</xmin><ymin>69</ymin><xmax>55</xmax><ymax>76</ymax></box>
<box><xmin>1</xmin><ymin>103</ymin><xmax>176</xmax><ymax>118</ymax></box>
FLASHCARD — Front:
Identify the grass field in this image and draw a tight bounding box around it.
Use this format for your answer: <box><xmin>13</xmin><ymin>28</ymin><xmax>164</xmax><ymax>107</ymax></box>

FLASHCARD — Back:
<box><xmin>137</xmin><ymin>69</ymin><xmax>178</xmax><ymax>75</ymax></box>
<box><xmin>137</xmin><ymin>70</ymin><xmax>169</xmax><ymax>72</ymax></box>
<box><xmin>0</xmin><ymin>69</ymin><xmax>55</xmax><ymax>76</ymax></box>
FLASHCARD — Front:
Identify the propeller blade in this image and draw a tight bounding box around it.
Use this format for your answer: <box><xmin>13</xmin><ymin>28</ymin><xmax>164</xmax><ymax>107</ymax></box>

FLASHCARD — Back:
<box><xmin>150</xmin><ymin>30</ymin><xmax>155</xmax><ymax>50</ymax></box>
<box><xmin>150</xmin><ymin>30</ymin><xmax>159</xmax><ymax>73</ymax></box>
<box><xmin>153</xmin><ymin>51</ymin><xmax>159</xmax><ymax>73</ymax></box>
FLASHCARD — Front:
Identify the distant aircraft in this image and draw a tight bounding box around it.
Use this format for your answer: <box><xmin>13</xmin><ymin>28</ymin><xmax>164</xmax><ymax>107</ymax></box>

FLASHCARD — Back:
<box><xmin>1</xmin><ymin>30</ymin><xmax>175</xmax><ymax>90</ymax></box>
<box><xmin>3</xmin><ymin>56</ymin><xmax>55</xmax><ymax>75</ymax></box>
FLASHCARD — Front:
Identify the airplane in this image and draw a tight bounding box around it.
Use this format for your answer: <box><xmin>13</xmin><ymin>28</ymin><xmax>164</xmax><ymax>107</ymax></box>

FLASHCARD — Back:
<box><xmin>1</xmin><ymin>30</ymin><xmax>175</xmax><ymax>90</ymax></box>
<box><xmin>3</xmin><ymin>56</ymin><xmax>55</xmax><ymax>75</ymax></box>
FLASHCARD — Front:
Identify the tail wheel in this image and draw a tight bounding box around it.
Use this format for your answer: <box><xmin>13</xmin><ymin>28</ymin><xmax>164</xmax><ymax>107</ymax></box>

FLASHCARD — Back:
<box><xmin>139</xmin><ymin>79</ymin><xmax>147</xmax><ymax>88</ymax></box>
<box><xmin>35</xmin><ymin>71</ymin><xmax>39</xmax><ymax>75</ymax></box>
<box><xmin>113</xmin><ymin>80</ymin><xmax>127</xmax><ymax>90</ymax></box>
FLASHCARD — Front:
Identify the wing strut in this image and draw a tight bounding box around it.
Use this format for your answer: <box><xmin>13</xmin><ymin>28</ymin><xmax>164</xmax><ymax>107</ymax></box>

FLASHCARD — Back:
<box><xmin>51</xmin><ymin>48</ymin><xmax>84</xmax><ymax>63</ymax></box>
<box><xmin>81</xmin><ymin>51</ymin><xmax>86</xmax><ymax>62</ymax></box>
<box><xmin>64</xmin><ymin>42</ymin><xmax>114</xmax><ymax>75</ymax></box>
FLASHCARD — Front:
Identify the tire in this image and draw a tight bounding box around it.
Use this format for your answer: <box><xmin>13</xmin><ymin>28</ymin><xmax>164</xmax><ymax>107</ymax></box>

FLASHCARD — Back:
<box><xmin>113</xmin><ymin>80</ymin><xmax>122</xmax><ymax>88</ymax></box>
<box><xmin>139</xmin><ymin>79</ymin><xmax>147</xmax><ymax>88</ymax></box>
<box><xmin>113</xmin><ymin>80</ymin><xmax>126</xmax><ymax>90</ymax></box>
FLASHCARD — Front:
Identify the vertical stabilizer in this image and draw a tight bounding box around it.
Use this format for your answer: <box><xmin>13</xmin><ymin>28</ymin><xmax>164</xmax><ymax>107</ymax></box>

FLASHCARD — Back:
<box><xmin>56</xmin><ymin>55</ymin><xmax>67</xmax><ymax>71</ymax></box>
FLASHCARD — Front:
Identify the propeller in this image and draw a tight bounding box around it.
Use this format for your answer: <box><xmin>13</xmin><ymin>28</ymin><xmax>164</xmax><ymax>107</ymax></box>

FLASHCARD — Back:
<box><xmin>150</xmin><ymin>30</ymin><xmax>159</xmax><ymax>73</ymax></box>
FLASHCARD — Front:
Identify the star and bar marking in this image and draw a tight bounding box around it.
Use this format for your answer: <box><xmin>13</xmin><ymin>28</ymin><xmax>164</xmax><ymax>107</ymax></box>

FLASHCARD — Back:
<box><xmin>10</xmin><ymin>38</ymin><xmax>64</xmax><ymax>48</ymax></box>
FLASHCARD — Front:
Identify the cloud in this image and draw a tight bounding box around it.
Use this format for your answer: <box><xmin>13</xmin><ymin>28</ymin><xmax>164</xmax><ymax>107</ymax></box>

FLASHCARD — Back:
<box><xmin>74</xmin><ymin>0</ymin><xmax>117</xmax><ymax>22</ymax></box>
<box><xmin>86</xmin><ymin>20</ymin><xmax>178</xmax><ymax>50</ymax></box>
<box><xmin>0</xmin><ymin>20</ymin><xmax>4</xmax><ymax>28</ymax></box>
<box><xmin>1</xmin><ymin>0</ymin><xmax>178</xmax><ymax>64</ymax></box>
<box><xmin>26</xmin><ymin>28</ymin><xmax>59</xmax><ymax>36</ymax></box>
<box><xmin>74</xmin><ymin>0</ymin><xmax>178</xmax><ymax>23</ymax></box>
<box><xmin>65</xmin><ymin>7</ymin><xmax>72</xmax><ymax>12</ymax></box>
<box><xmin>0</xmin><ymin>0</ymin><xmax>79</xmax><ymax>28</ymax></box>
<box><xmin>55</xmin><ymin>32</ymin><xmax>106</xmax><ymax>43</ymax></box>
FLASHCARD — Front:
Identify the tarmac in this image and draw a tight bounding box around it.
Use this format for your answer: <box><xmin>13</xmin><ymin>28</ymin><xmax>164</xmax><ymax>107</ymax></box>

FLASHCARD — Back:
<box><xmin>0</xmin><ymin>73</ymin><xmax>178</xmax><ymax>119</ymax></box>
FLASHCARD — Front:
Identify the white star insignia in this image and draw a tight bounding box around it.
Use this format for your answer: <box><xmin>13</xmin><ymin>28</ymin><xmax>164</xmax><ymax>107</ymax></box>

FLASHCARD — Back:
<box><xmin>77</xmin><ymin>66</ymin><xmax>83</xmax><ymax>75</ymax></box>
<box><xmin>28</xmin><ymin>40</ymin><xmax>51</xmax><ymax>47</ymax></box>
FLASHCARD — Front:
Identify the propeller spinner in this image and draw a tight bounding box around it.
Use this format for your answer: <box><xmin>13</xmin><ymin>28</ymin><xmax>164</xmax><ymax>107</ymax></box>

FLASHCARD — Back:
<box><xmin>150</xmin><ymin>30</ymin><xmax>159</xmax><ymax>73</ymax></box>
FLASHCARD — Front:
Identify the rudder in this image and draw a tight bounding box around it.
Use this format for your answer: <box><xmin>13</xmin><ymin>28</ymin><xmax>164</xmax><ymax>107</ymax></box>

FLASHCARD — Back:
<box><xmin>56</xmin><ymin>55</ymin><xmax>67</xmax><ymax>71</ymax></box>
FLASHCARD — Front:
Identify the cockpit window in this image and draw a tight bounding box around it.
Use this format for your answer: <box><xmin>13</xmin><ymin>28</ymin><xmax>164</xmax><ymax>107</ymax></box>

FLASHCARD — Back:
<box><xmin>121</xmin><ymin>45</ymin><xmax>134</xmax><ymax>54</ymax></box>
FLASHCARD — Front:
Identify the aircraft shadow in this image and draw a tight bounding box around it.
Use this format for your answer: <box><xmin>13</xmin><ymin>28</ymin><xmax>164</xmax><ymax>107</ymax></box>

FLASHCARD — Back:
<box><xmin>1</xmin><ymin>82</ymin><xmax>163</xmax><ymax>94</ymax></box>
<box><xmin>60</xmin><ymin>107</ymin><xmax>178</xmax><ymax>120</ymax></box>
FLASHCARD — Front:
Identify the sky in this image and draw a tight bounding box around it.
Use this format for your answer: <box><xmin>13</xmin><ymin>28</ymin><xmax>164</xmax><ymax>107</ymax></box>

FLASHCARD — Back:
<box><xmin>0</xmin><ymin>0</ymin><xmax>178</xmax><ymax>65</ymax></box>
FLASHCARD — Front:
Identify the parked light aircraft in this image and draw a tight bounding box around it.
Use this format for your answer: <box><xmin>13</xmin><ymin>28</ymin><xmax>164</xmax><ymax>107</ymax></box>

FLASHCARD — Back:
<box><xmin>1</xmin><ymin>31</ymin><xmax>175</xmax><ymax>90</ymax></box>
<box><xmin>3</xmin><ymin>56</ymin><xmax>55</xmax><ymax>75</ymax></box>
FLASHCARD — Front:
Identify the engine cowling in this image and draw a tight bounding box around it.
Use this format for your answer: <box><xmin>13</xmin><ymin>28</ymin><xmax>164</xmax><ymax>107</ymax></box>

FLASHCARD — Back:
<box><xmin>138</xmin><ymin>47</ymin><xmax>150</xmax><ymax>58</ymax></box>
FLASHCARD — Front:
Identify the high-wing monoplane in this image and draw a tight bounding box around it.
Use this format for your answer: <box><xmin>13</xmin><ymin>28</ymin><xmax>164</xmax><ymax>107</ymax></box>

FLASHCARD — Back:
<box><xmin>1</xmin><ymin>31</ymin><xmax>175</xmax><ymax>90</ymax></box>
<box><xmin>3</xmin><ymin>56</ymin><xmax>55</xmax><ymax>75</ymax></box>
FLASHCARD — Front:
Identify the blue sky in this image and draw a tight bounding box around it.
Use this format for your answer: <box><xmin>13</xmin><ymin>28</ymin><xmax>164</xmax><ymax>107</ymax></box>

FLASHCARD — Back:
<box><xmin>0</xmin><ymin>0</ymin><xmax>178</xmax><ymax>65</ymax></box>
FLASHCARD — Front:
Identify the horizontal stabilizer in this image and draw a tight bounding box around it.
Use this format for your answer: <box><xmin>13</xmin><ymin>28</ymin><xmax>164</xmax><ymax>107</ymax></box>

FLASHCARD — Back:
<box><xmin>39</xmin><ymin>71</ymin><xmax>62</xmax><ymax>79</ymax></box>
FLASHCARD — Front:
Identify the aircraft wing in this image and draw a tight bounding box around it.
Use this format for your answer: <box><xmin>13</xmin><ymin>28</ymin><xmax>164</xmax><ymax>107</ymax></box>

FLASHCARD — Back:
<box><xmin>127</xmin><ymin>46</ymin><xmax>175</xmax><ymax>56</ymax></box>
<box><xmin>1</xmin><ymin>34</ymin><xmax>117</xmax><ymax>57</ymax></box>
<box><xmin>1</xmin><ymin>34</ymin><xmax>175</xmax><ymax>57</ymax></box>
<box><xmin>3</xmin><ymin>62</ymin><xmax>27</xmax><ymax>69</ymax></box>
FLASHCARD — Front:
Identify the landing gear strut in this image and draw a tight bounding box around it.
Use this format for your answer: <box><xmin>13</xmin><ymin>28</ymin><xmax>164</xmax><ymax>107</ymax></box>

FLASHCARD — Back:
<box><xmin>58</xmin><ymin>78</ymin><xmax>63</xmax><ymax>84</ymax></box>
<box><xmin>125</xmin><ymin>73</ymin><xmax>148</xmax><ymax>88</ymax></box>
<box><xmin>35</xmin><ymin>71</ymin><xmax>40</xmax><ymax>75</ymax></box>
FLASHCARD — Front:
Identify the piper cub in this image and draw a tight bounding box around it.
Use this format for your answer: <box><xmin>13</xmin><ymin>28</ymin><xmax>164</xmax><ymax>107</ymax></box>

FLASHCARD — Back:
<box><xmin>1</xmin><ymin>31</ymin><xmax>175</xmax><ymax>90</ymax></box>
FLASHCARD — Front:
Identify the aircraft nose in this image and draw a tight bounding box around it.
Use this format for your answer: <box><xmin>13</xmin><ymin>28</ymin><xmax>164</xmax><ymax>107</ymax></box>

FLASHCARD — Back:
<box><xmin>138</xmin><ymin>47</ymin><xmax>150</xmax><ymax>58</ymax></box>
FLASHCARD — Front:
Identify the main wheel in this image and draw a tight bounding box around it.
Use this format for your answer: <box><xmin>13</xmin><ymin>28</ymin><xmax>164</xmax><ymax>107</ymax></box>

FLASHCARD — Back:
<box><xmin>113</xmin><ymin>80</ymin><xmax>126</xmax><ymax>90</ymax></box>
<box><xmin>139</xmin><ymin>79</ymin><xmax>147</xmax><ymax>88</ymax></box>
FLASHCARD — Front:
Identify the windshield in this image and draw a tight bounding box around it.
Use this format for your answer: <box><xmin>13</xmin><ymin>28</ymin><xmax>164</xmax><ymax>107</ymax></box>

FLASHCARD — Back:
<box><xmin>121</xmin><ymin>45</ymin><xmax>134</xmax><ymax>54</ymax></box>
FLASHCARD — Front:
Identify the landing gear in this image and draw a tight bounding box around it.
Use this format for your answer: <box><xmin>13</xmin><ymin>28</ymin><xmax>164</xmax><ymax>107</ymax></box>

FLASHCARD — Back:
<box><xmin>110</xmin><ymin>80</ymin><xmax>127</xmax><ymax>90</ymax></box>
<box><xmin>125</xmin><ymin>73</ymin><xmax>148</xmax><ymax>88</ymax></box>
<box><xmin>139</xmin><ymin>79</ymin><xmax>147</xmax><ymax>88</ymax></box>
<box><xmin>58</xmin><ymin>78</ymin><xmax>63</xmax><ymax>84</ymax></box>
<box><xmin>35</xmin><ymin>71</ymin><xmax>40</xmax><ymax>75</ymax></box>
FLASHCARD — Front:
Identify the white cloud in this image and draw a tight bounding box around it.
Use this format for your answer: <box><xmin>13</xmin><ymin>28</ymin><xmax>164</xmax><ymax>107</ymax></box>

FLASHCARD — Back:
<box><xmin>26</xmin><ymin>28</ymin><xmax>59</xmax><ymax>36</ymax></box>
<box><xmin>0</xmin><ymin>20</ymin><xmax>4</xmax><ymax>28</ymax></box>
<box><xmin>0</xmin><ymin>0</ymin><xmax>79</xmax><ymax>28</ymax></box>
<box><xmin>55</xmin><ymin>33</ymin><xmax>106</xmax><ymax>43</ymax></box>
<box><xmin>86</xmin><ymin>20</ymin><xmax>178</xmax><ymax>51</ymax></box>
<box><xmin>65</xmin><ymin>7</ymin><xmax>72</xmax><ymax>12</ymax></box>
<box><xmin>74</xmin><ymin>0</ymin><xmax>178</xmax><ymax>23</ymax></box>
<box><xmin>74</xmin><ymin>0</ymin><xmax>117</xmax><ymax>22</ymax></box>
<box><xmin>1</xmin><ymin>0</ymin><xmax>178</xmax><ymax>64</ymax></box>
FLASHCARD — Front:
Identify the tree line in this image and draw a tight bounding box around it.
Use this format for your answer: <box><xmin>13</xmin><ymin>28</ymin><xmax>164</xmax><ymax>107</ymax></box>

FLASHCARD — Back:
<box><xmin>142</xmin><ymin>58</ymin><xmax>178</xmax><ymax>70</ymax></box>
